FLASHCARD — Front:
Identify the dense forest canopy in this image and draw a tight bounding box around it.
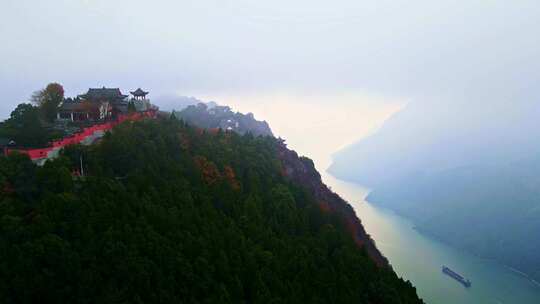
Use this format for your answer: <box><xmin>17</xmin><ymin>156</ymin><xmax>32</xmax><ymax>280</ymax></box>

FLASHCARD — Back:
<box><xmin>0</xmin><ymin>117</ymin><xmax>422</xmax><ymax>303</ymax></box>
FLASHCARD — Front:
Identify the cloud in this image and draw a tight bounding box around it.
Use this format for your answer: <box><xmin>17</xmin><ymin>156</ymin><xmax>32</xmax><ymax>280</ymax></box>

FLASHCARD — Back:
<box><xmin>1</xmin><ymin>0</ymin><xmax>539</xmax><ymax>118</ymax></box>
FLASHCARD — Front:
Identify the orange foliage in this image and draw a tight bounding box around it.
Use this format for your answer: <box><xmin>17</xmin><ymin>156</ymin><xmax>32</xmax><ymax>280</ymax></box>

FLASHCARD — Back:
<box><xmin>223</xmin><ymin>165</ymin><xmax>241</xmax><ymax>191</ymax></box>
<box><xmin>45</xmin><ymin>83</ymin><xmax>64</xmax><ymax>99</ymax></box>
<box><xmin>193</xmin><ymin>156</ymin><xmax>221</xmax><ymax>185</ymax></box>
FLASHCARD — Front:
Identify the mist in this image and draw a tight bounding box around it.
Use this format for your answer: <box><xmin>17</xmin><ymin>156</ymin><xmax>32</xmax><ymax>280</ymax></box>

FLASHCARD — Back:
<box><xmin>3</xmin><ymin>0</ymin><xmax>540</xmax><ymax>183</ymax></box>
<box><xmin>4</xmin><ymin>1</ymin><xmax>540</xmax><ymax>301</ymax></box>
<box><xmin>2</xmin><ymin>1</ymin><xmax>539</xmax><ymax>124</ymax></box>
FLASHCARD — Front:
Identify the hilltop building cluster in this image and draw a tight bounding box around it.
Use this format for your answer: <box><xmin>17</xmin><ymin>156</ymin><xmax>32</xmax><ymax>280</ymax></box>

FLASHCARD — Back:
<box><xmin>2</xmin><ymin>87</ymin><xmax>158</xmax><ymax>164</ymax></box>
<box><xmin>57</xmin><ymin>87</ymin><xmax>154</xmax><ymax>122</ymax></box>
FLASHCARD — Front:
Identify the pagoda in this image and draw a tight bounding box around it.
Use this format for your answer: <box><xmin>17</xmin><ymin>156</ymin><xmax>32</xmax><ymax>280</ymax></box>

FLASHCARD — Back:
<box><xmin>130</xmin><ymin>88</ymin><xmax>149</xmax><ymax>100</ymax></box>
<box><xmin>129</xmin><ymin>88</ymin><xmax>151</xmax><ymax>112</ymax></box>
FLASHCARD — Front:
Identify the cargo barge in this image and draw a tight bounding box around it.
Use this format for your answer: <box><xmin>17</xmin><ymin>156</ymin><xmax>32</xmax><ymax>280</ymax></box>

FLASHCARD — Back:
<box><xmin>442</xmin><ymin>266</ymin><xmax>471</xmax><ymax>287</ymax></box>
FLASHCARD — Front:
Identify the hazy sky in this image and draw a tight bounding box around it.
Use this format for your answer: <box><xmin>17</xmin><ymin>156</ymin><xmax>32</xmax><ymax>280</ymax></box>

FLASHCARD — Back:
<box><xmin>205</xmin><ymin>91</ymin><xmax>402</xmax><ymax>172</ymax></box>
<box><xmin>3</xmin><ymin>0</ymin><xmax>539</xmax><ymax>101</ymax></box>
<box><xmin>2</xmin><ymin>1</ymin><xmax>540</xmax><ymax>168</ymax></box>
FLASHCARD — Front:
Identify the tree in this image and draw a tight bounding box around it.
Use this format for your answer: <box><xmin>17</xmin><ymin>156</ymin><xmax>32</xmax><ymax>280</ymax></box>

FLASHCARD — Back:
<box><xmin>32</xmin><ymin>83</ymin><xmax>65</xmax><ymax>122</ymax></box>
<box><xmin>4</xmin><ymin>103</ymin><xmax>50</xmax><ymax>147</ymax></box>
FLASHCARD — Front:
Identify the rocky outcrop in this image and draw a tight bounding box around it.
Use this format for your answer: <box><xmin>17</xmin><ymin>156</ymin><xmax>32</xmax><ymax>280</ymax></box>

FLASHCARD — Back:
<box><xmin>276</xmin><ymin>140</ymin><xmax>389</xmax><ymax>267</ymax></box>
<box><xmin>173</xmin><ymin>103</ymin><xmax>273</xmax><ymax>137</ymax></box>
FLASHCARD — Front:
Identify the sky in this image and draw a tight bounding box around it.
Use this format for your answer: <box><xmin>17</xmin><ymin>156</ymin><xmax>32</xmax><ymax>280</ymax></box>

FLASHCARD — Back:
<box><xmin>2</xmin><ymin>1</ymin><xmax>540</xmax><ymax>170</ymax></box>
<box><xmin>202</xmin><ymin>91</ymin><xmax>402</xmax><ymax>172</ymax></box>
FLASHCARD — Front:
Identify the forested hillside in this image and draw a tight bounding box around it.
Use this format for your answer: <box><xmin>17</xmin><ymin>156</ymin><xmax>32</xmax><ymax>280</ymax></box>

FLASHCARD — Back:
<box><xmin>0</xmin><ymin>117</ymin><xmax>422</xmax><ymax>303</ymax></box>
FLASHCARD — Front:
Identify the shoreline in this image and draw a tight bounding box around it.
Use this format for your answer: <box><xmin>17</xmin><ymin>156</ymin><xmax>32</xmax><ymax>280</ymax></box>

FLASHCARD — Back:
<box><xmin>375</xmin><ymin>200</ymin><xmax>540</xmax><ymax>289</ymax></box>
<box><xmin>325</xmin><ymin>173</ymin><xmax>540</xmax><ymax>296</ymax></box>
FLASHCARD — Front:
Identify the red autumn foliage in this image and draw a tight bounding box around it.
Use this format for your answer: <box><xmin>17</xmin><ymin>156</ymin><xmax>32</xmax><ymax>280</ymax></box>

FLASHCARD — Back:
<box><xmin>345</xmin><ymin>217</ymin><xmax>365</xmax><ymax>247</ymax></box>
<box><xmin>2</xmin><ymin>183</ymin><xmax>14</xmax><ymax>195</ymax></box>
<box><xmin>208</xmin><ymin>128</ymin><xmax>220</xmax><ymax>135</ymax></box>
<box><xmin>318</xmin><ymin>201</ymin><xmax>331</xmax><ymax>213</ymax></box>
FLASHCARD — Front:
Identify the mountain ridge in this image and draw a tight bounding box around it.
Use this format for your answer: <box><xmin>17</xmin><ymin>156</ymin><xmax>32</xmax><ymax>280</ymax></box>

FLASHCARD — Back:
<box><xmin>0</xmin><ymin>103</ymin><xmax>422</xmax><ymax>303</ymax></box>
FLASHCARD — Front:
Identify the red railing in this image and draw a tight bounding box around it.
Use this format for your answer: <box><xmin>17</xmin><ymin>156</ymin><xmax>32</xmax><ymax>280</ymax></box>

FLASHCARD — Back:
<box><xmin>5</xmin><ymin>109</ymin><xmax>157</xmax><ymax>160</ymax></box>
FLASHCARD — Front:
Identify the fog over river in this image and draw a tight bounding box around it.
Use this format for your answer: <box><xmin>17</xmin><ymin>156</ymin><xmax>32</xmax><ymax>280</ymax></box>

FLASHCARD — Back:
<box><xmin>322</xmin><ymin>173</ymin><xmax>540</xmax><ymax>304</ymax></box>
<box><xmin>223</xmin><ymin>97</ymin><xmax>540</xmax><ymax>303</ymax></box>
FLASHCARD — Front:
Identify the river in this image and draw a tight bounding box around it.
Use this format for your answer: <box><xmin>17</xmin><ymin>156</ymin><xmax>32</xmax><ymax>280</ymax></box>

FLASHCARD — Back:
<box><xmin>225</xmin><ymin>94</ymin><xmax>540</xmax><ymax>303</ymax></box>
<box><xmin>321</xmin><ymin>172</ymin><xmax>540</xmax><ymax>304</ymax></box>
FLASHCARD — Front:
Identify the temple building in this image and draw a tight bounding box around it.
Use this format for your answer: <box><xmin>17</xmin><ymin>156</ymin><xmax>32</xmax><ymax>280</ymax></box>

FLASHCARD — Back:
<box><xmin>57</xmin><ymin>87</ymin><xmax>151</xmax><ymax>122</ymax></box>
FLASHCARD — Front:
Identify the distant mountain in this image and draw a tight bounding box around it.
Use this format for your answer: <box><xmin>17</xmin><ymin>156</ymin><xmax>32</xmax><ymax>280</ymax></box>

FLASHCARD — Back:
<box><xmin>365</xmin><ymin>161</ymin><xmax>540</xmax><ymax>281</ymax></box>
<box><xmin>152</xmin><ymin>95</ymin><xmax>202</xmax><ymax>112</ymax></box>
<box><xmin>329</xmin><ymin>99</ymin><xmax>540</xmax><ymax>281</ymax></box>
<box><xmin>173</xmin><ymin>102</ymin><xmax>273</xmax><ymax>137</ymax></box>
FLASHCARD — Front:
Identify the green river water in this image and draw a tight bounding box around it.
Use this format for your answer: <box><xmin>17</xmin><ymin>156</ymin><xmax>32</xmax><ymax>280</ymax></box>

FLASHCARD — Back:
<box><xmin>323</xmin><ymin>173</ymin><xmax>540</xmax><ymax>304</ymax></box>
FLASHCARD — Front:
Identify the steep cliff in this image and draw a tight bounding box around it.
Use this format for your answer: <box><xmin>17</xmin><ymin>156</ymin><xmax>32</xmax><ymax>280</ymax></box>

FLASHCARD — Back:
<box><xmin>277</xmin><ymin>140</ymin><xmax>389</xmax><ymax>267</ymax></box>
<box><xmin>174</xmin><ymin>101</ymin><xmax>391</xmax><ymax>267</ymax></box>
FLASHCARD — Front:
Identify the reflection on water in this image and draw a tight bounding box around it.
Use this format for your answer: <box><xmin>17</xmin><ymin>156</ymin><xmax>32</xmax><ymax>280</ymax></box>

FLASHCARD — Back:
<box><xmin>322</xmin><ymin>172</ymin><xmax>540</xmax><ymax>304</ymax></box>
